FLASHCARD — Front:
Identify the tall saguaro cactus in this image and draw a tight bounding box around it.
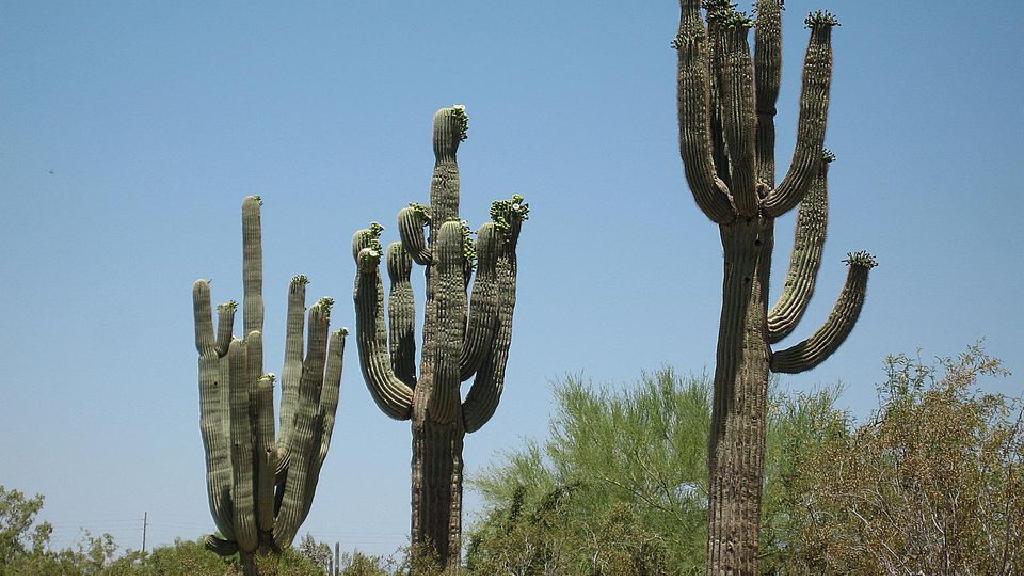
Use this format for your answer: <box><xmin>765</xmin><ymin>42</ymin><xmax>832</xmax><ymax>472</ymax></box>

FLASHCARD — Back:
<box><xmin>192</xmin><ymin>197</ymin><xmax>347</xmax><ymax>576</ymax></box>
<box><xmin>674</xmin><ymin>2</ymin><xmax>877</xmax><ymax>574</ymax></box>
<box><xmin>352</xmin><ymin>106</ymin><xmax>528</xmax><ymax>569</ymax></box>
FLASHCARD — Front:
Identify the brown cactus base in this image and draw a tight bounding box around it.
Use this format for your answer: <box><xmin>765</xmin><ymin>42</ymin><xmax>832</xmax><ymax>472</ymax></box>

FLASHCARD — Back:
<box><xmin>411</xmin><ymin>420</ymin><xmax>466</xmax><ymax>571</ymax></box>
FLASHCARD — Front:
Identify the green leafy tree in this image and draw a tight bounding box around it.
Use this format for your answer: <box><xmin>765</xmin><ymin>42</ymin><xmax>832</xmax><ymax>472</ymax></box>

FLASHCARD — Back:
<box><xmin>0</xmin><ymin>486</ymin><xmax>52</xmax><ymax>567</ymax></box>
<box><xmin>467</xmin><ymin>369</ymin><xmax>844</xmax><ymax>574</ymax></box>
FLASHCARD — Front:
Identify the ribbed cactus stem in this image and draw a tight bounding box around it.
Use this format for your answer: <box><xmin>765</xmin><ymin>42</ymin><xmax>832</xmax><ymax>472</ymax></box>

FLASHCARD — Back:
<box><xmin>242</xmin><ymin>196</ymin><xmax>264</xmax><ymax>336</ymax></box>
<box><xmin>419</xmin><ymin>220</ymin><xmax>466</xmax><ymax>426</ymax></box>
<box><xmin>194</xmin><ymin>281</ymin><xmax>235</xmax><ymax>542</ymax></box>
<box><xmin>771</xmin><ymin>253</ymin><xmax>875</xmax><ymax>373</ymax></box>
<box><xmin>674</xmin><ymin>5</ymin><xmax>875</xmax><ymax>574</ymax></box>
<box><xmin>767</xmin><ymin>151</ymin><xmax>832</xmax><ymax>343</ymax></box>
<box><xmin>255</xmin><ymin>374</ymin><xmax>276</xmax><ymax>533</ymax></box>
<box><xmin>754</xmin><ymin>0</ymin><xmax>783</xmax><ymax>184</ymax></box>
<box><xmin>762</xmin><ymin>10</ymin><xmax>835</xmax><ymax>217</ymax></box>
<box><xmin>675</xmin><ymin>0</ymin><xmax>736</xmax><ymax>223</ymax></box>
<box><xmin>386</xmin><ymin>242</ymin><xmax>418</xmax><ymax>387</ymax></box>
<box><xmin>430</xmin><ymin>107</ymin><xmax>465</xmax><ymax>224</ymax></box>
<box><xmin>718</xmin><ymin>20</ymin><xmax>758</xmax><ymax>216</ymax></box>
<box><xmin>227</xmin><ymin>338</ymin><xmax>258</xmax><ymax>554</ymax></box>
<box><xmin>193</xmin><ymin>198</ymin><xmax>345</xmax><ymax>575</ymax></box>
<box><xmin>278</xmin><ymin>276</ymin><xmax>307</xmax><ymax>459</ymax></box>
<box><xmin>460</xmin><ymin>223</ymin><xmax>500</xmax><ymax>381</ymax></box>
<box><xmin>273</xmin><ymin>302</ymin><xmax>329</xmax><ymax>548</ymax></box>
<box><xmin>352</xmin><ymin>108</ymin><xmax>527</xmax><ymax>569</ymax></box>
<box><xmin>216</xmin><ymin>301</ymin><xmax>238</xmax><ymax>357</ymax></box>
<box><xmin>463</xmin><ymin>209</ymin><xmax>522</xmax><ymax>433</ymax></box>
<box><xmin>354</xmin><ymin>247</ymin><xmax>415</xmax><ymax>420</ymax></box>
<box><xmin>398</xmin><ymin>205</ymin><xmax>432</xmax><ymax>265</ymax></box>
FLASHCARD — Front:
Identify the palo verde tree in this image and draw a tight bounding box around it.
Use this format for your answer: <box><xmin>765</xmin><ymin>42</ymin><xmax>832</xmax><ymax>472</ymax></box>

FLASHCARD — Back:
<box><xmin>192</xmin><ymin>197</ymin><xmax>347</xmax><ymax>576</ymax></box>
<box><xmin>673</xmin><ymin>1</ymin><xmax>877</xmax><ymax>574</ymax></box>
<box><xmin>352</xmin><ymin>106</ymin><xmax>528</xmax><ymax>569</ymax></box>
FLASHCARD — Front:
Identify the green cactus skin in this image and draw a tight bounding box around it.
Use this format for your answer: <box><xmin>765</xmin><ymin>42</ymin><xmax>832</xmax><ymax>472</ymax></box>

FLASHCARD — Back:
<box><xmin>674</xmin><ymin>2</ymin><xmax>874</xmax><ymax>574</ymax></box>
<box><xmin>192</xmin><ymin>197</ymin><xmax>347</xmax><ymax>576</ymax></box>
<box><xmin>352</xmin><ymin>106</ymin><xmax>527</xmax><ymax>570</ymax></box>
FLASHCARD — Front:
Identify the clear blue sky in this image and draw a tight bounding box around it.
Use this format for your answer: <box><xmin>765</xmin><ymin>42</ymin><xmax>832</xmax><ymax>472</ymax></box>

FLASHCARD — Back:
<box><xmin>2</xmin><ymin>0</ymin><xmax>1022</xmax><ymax>558</ymax></box>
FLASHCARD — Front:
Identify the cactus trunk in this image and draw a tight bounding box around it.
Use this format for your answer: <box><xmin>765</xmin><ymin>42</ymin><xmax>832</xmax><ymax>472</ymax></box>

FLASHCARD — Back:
<box><xmin>707</xmin><ymin>221</ymin><xmax>772</xmax><ymax>572</ymax></box>
<box><xmin>353</xmin><ymin>106</ymin><xmax>528</xmax><ymax>570</ymax></box>
<box><xmin>411</xmin><ymin>421</ymin><xmax>465</xmax><ymax>563</ymax></box>
<box><xmin>674</xmin><ymin>2</ymin><xmax>878</xmax><ymax>573</ymax></box>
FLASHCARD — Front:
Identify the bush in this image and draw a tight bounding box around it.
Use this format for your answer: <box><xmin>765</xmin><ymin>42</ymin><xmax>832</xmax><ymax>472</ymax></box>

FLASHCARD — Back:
<box><xmin>775</xmin><ymin>345</ymin><xmax>1023</xmax><ymax>575</ymax></box>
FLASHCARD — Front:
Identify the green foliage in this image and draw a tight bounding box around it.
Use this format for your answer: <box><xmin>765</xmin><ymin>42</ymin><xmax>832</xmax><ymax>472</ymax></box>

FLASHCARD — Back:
<box><xmin>467</xmin><ymin>369</ymin><xmax>845</xmax><ymax>575</ymax></box>
<box><xmin>0</xmin><ymin>488</ymin><xmax>327</xmax><ymax>576</ymax></box>
<box><xmin>0</xmin><ymin>486</ymin><xmax>51</xmax><ymax>566</ymax></box>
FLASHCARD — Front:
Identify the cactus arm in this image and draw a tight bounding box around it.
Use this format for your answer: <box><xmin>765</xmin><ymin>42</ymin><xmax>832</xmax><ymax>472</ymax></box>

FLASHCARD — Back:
<box><xmin>767</xmin><ymin>152</ymin><xmax>833</xmax><ymax>343</ymax></box>
<box><xmin>762</xmin><ymin>13</ymin><xmax>837</xmax><ymax>217</ymax></box>
<box><xmin>227</xmin><ymin>338</ymin><xmax>258</xmax><ymax>554</ymax></box>
<box><xmin>399</xmin><ymin>205</ymin><xmax>432</xmax><ymax>265</ymax></box>
<box><xmin>460</xmin><ymin>223</ymin><xmax>500</xmax><ymax>381</ymax></box>
<box><xmin>462</xmin><ymin>241</ymin><xmax>517</xmax><ymax>434</ymax></box>
<box><xmin>770</xmin><ymin>252</ymin><xmax>876</xmax><ymax>374</ymax></box>
<box><xmin>193</xmin><ymin>280</ymin><xmax>217</xmax><ymax>356</ymax></box>
<box><xmin>242</xmin><ymin>196</ymin><xmax>264</xmax><ymax>336</ymax></box>
<box><xmin>716</xmin><ymin>13</ymin><xmax>759</xmax><ymax>217</ymax></box>
<box><xmin>215</xmin><ymin>301</ymin><xmax>237</xmax><ymax>357</ymax></box>
<box><xmin>754</xmin><ymin>0</ymin><xmax>783</xmax><ymax>184</ymax></box>
<box><xmin>424</xmin><ymin>220</ymin><xmax>466</xmax><ymax>425</ymax></box>
<box><xmin>273</xmin><ymin>300</ymin><xmax>330</xmax><ymax>549</ymax></box>
<box><xmin>386</xmin><ymin>242</ymin><xmax>418</xmax><ymax>388</ymax></box>
<box><xmin>318</xmin><ymin>329</ymin><xmax>346</xmax><ymax>466</ymax></box>
<box><xmin>204</xmin><ymin>534</ymin><xmax>239</xmax><ymax>556</ymax></box>
<box><xmin>674</xmin><ymin>0</ymin><xmax>736</xmax><ymax>224</ymax></box>
<box><xmin>463</xmin><ymin>202</ymin><xmax>525</xmax><ymax>434</ymax></box>
<box><xmin>706</xmin><ymin>13</ymin><xmax>731</xmax><ymax>190</ymax></box>
<box><xmin>299</xmin><ymin>324</ymin><xmax>345</xmax><ymax>529</ymax></box>
<box><xmin>352</xmin><ymin>222</ymin><xmax>384</xmax><ymax>262</ymax></box>
<box><xmin>194</xmin><ymin>281</ymin><xmax>236</xmax><ymax>541</ymax></box>
<box><xmin>298</xmin><ymin>410</ymin><xmax>327</xmax><ymax>528</ymax></box>
<box><xmin>254</xmin><ymin>374</ymin><xmax>276</xmax><ymax>534</ymax></box>
<box><xmin>277</xmin><ymin>275</ymin><xmax>308</xmax><ymax>458</ymax></box>
<box><xmin>429</xmin><ymin>107</ymin><xmax>467</xmax><ymax>228</ymax></box>
<box><xmin>354</xmin><ymin>247</ymin><xmax>414</xmax><ymax>420</ymax></box>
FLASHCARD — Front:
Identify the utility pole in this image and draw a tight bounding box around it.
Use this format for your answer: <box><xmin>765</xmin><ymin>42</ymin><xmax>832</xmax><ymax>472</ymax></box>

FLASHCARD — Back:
<box><xmin>334</xmin><ymin>541</ymin><xmax>340</xmax><ymax>576</ymax></box>
<box><xmin>141</xmin><ymin>512</ymin><xmax>147</xmax><ymax>554</ymax></box>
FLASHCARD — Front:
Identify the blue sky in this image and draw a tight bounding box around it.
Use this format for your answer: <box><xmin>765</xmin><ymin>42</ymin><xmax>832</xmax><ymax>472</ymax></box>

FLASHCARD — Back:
<box><xmin>2</xmin><ymin>0</ymin><xmax>1022</xmax><ymax>557</ymax></box>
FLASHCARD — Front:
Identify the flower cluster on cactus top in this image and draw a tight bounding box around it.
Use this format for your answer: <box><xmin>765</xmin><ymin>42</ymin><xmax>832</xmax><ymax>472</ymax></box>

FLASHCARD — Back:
<box><xmin>490</xmin><ymin>195</ymin><xmax>530</xmax><ymax>233</ymax></box>
<box><xmin>451</xmin><ymin>105</ymin><xmax>469</xmax><ymax>142</ymax></box>
<box><xmin>315</xmin><ymin>297</ymin><xmax>335</xmax><ymax>315</ymax></box>
<box><xmin>409</xmin><ymin>202</ymin><xmax>432</xmax><ymax>224</ymax></box>
<box><xmin>366</xmin><ymin>221</ymin><xmax>384</xmax><ymax>254</ymax></box>
<box><xmin>805</xmin><ymin>10</ymin><xmax>840</xmax><ymax>28</ymax></box>
<box><xmin>844</xmin><ymin>251</ymin><xmax>879</xmax><ymax>269</ymax></box>
<box><xmin>460</xmin><ymin>220</ymin><xmax>477</xmax><ymax>269</ymax></box>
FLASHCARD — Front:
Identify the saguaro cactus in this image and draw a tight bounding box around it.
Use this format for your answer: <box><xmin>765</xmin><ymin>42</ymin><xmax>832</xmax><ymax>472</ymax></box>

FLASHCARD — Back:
<box><xmin>352</xmin><ymin>106</ymin><xmax>528</xmax><ymax>569</ymax></box>
<box><xmin>673</xmin><ymin>2</ymin><xmax>876</xmax><ymax>574</ymax></box>
<box><xmin>192</xmin><ymin>197</ymin><xmax>346</xmax><ymax>576</ymax></box>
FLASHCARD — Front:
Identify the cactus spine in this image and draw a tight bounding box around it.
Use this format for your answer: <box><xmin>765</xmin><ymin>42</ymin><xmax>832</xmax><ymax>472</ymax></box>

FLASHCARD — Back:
<box><xmin>674</xmin><ymin>2</ymin><xmax>876</xmax><ymax>574</ymax></box>
<box><xmin>352</xmin><ymin>106</ymin><xmax>528</xmax><ymax>569</ymax></box>
<box><xmin>192</xmin><ymin>197</ymin><xmax>346</xmax><ymax>576</ymax></box>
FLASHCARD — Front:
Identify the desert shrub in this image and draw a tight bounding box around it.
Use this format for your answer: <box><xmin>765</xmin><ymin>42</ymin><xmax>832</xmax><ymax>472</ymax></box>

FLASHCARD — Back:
<box><xmin>775</xmin><ymin>345</ymin><xmax>1022</xmax><ymax>576</ymax></box>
